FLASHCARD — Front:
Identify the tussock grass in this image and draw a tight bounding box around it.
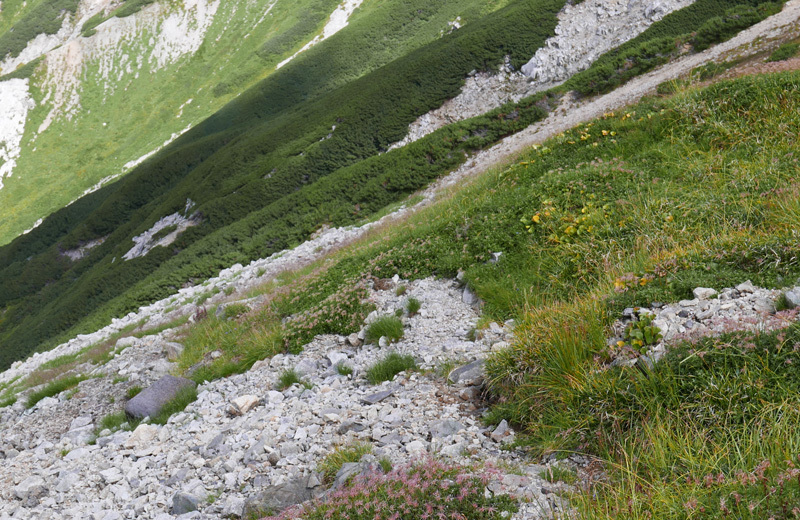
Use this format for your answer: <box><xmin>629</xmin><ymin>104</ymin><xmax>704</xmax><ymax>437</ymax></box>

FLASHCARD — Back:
<box><xmin>277</xmin><ymin>369</ymin><xmax>302</xmax><ymax>390</ymax></box>
<box><xmin>151</xmin><ymin>385</ymin><xmax>198</xmax><ymax>425</ymax></box>
<box><xmin>366</xmin><ymin>353</ymin><xmax>417</xmax><ymax>384</ymax></box>
<box><xmin>26</xmin><ymin>375</ymin><xmax>88</xmax><ymax>408</ymax></box>
<box><xmin>364</xmin><ymin>316</ymin><xmax>404</xmax><ymax>344</ymax></box>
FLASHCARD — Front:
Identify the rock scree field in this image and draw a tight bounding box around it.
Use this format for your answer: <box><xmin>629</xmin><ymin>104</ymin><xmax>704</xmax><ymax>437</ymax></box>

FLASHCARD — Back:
<box><xmin>1</xmin><ymin>0</ymin><xmax>800</xmax><ymax>518</ymax></box>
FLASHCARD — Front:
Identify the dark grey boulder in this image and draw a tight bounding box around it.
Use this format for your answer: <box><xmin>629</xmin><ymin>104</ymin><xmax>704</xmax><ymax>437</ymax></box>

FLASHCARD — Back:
<box><xmin>448</xmin><ymin>360</ymin><xmax>485</xmax><ymax>386</ymax></box>
<box><xmin>171</xmin><ymin>491</ymin><xmax>201</xmax><ymax>515</ymax></box>
<box><xmin>242</xmin><ymin>475</ymin><xmax>316</xmax><ymax>518</ymax></box>
<box><xmin>125</xmin><ymin>375</ymin><xmax>195</xmax><ymax>419</ymax></box>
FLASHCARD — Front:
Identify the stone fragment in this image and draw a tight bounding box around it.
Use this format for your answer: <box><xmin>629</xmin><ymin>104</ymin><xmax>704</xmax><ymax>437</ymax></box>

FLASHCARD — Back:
<box><xmin>448</xmin><ymin>360</ymin><xmax>485</xmax><ymax>386</ymax></box>
<box><xmin>266</xmin><ymin>391</ymin><xmax>285</xmax><ymax>404</ymax></box>
<box><xmin>337</xmin><ymin>420</ymin><xmax>365</xmax><ymax>434</ymax></box>
<box><xmin>459</xmin><ymin>386</ymin><xmax>481</xmax><ymax>401</ymax></box>
<box><xmin>429</xmin><ymin>420</ymin><xmax>464</xmax><ymax>439</ymax></box>
<box><xmin>786</xmin><ymin>288</ymin><xmax>800</xmax><ymax>308</ymax></box>
<box><xmin>327</xmin><ymin>352</ymin><xmax>348</xmax><ymax>367</ymax></box>
<box><xmin>462</xmin><ymin>286</ymin><xmax>479</xmax><ymax>305</ymax></box>
<box><xmin>14</xmin><ymin>476</ymin><xmax>47</xmax><ymax>500</ymax></box>
<box><xmin>124</xmin><ymin>375</ymin><xmax>196</xmax><ymax>419</ymax></box>
<box><xmin>54</xmin><ymin>472</ymin><xmax>79</xmax><ymax>493</ymax></box>
<box><xmin>163</xmin><ymin>342</ymin><xmax>185</xmax><ymax>361</ymax></box>
<box><xmin>347</xmin><ymin>333</ymin><xmax>362</xmax><ymax>347</ymax></box>
<box><xmin>491</xmin><ymin>420</ymin><xmax>511</xmax><ymax>442</ymax></box>
<box><xmin>243</xmin><ymin>476</ymin><xmax>314</xmax><ymax>518</ymax></box>
<box><xmin>693</xmin><ymin>287</ymin><xmax>717</xmax><ymax>300</ymax></box>
<box><xmin>405</xmin><ymin>440</ymin><xmax>428</xmax><ymax>455</ymax></box>
<box><xmin>231</xmin><ymin>395</ymin><xmax>260</xmax><ymax>415</ymax></box>
<box><xmin>361</xmin><ymin>389</ymin><xmax>394</xmax><ymax>405</ymax></box>
<box><xmin>294</xmin><ymin>359</ymin><xmax>317</xmax><ymax>377</ymax></box>
<box><xmin>99</xmin><ymin>468</ymin><xmax>123</xmax><ymax>484</ymax></box>
<box><xmin>736</xmin><ymin>280</ymin><xmax>756</xmax><ymax>293</ymax></box>
<box><xmin>125</xmin><ymin>424</ymin><xmax>159</xmax><ymax>449</ymax></box>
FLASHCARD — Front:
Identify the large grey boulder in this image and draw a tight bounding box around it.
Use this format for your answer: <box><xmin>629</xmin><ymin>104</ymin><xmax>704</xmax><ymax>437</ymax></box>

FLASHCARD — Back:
<box><xmin>125</xmin><ymin>375</ymin><xmax>195</xmax><ymax>419</ymax></box>
<box><xmin>242</xmin><ymin>475</ymin><xmax>317</xmax><ymax>518</ymax></box>
<box><xmin>171</xmin><ymin>491</ymin><xmax>202</xmax><ymax>515</ymax></box>
<box><xmin>785</xmin><ymin>287</ymin><xmax>800</xmax><ymax>308</ymax></box>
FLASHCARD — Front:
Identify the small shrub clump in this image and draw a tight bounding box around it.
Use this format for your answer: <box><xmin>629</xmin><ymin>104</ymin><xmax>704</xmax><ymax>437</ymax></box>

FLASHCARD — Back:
<box><xmin>366</xmin><ymin>353</ymin><xmax>416</xmax><ymax>384</ymax></box>
<box><xmin>221</xmin><ymin>303</ymin><xmax>249</xmax><ymax>320</ymax></box>
<box><xmin>266</xmin><ymin>458</ymin><xmax>518</xmax><ymax>520</ymax></box>
<box><xmin>364</xmin><ymin>316</ymin><xmax>404</xmax><ymax>345</ymax></box>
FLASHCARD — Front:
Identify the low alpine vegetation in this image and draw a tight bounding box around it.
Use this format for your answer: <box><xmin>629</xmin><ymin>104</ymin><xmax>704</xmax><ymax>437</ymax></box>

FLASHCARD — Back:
<box><xmin>318</xmin><ymin>442</ymin><xmax>374</xmax><ymax>484</ymax></box>
<box><xmin>277</xmin><ymin>369</ymin><xmax>301</xmax><ymax>390</ymax></box>
<box><xmin>364</xmin><ymin>316</ymin><xmax>404</xmax><ymax>345</ymax></box>
<box><xmin>365</xmin><ymin>353</ymin><xmax>417</xmax><ymax>384</ymax></box>
<box><xmin>267</xmin><ymin>458</ymin><xmax>517</xmax><ymax>520</ymax></box>
<box><xmin>405</xmin><ymin>297</ymin><xmax>421</xmax><ymax>316</ymax></box>
<box><xmin>26</xmin><ymin>374</ymin><xmax>88</xmax><ymax>408</ymax></box>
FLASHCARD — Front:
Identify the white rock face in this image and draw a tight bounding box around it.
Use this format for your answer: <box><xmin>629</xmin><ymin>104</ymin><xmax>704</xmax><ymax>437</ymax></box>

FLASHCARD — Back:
<box><xmin>390</xmin><ymin>0</ymin><xmax>696</xmax><ymax>149</ymax></box>
<box><xmin>0</xmin><ymin>79</ymin><xmax>34</xmax><ymax>189</ymax></box>
<box><xmin>276</xmin><ymin>0</ymin><xmax>364</xmax><ymax>69</ymax></box>
<box><xmin>37</xmin><ymin>0</ymin><xmax>221</xmax><ymax>133</ymax></box>
<box><xmin>123</xmin><ymin>212</ymin><xmax>200</xmax><ymax>260</ymax></box>
<box><xmin>520</xmin><ymin>0</ymin><xmax>695</xmax><ymax>88</ymax></box>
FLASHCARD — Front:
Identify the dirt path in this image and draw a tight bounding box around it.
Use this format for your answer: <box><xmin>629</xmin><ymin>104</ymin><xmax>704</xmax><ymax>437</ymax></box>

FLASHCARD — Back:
<box><xmin>417</xmin><ymin>0</ymin><xmax>800</xmax><ymax>201</ymax></box>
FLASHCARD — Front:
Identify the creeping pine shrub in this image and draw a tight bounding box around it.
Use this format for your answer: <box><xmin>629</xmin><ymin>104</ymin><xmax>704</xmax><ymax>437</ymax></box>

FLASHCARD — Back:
<box><xmin>265</xmin><ymin>458</ymin><xmax>518</xmax><ymax>520</ymax></box>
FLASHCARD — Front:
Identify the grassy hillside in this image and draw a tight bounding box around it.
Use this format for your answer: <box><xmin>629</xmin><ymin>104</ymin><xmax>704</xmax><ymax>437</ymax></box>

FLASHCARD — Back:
<box><xmin>0</xmin><ymin>0</ymin><xmax>566</xmax><ymax>369</ymax></box>
<box><xmin>0</xmin><ymin>0</ymin><xmax>513</xmax><ymax>245</ymax></box>
<box><xmin>149</xmin><ymin>70</ymin><xmax>800</xmax><ymax>517</ymax></box>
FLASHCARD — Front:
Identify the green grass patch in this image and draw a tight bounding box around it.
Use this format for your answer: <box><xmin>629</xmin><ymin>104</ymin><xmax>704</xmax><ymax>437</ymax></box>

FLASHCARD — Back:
<box><xmin>318</xmin><ymin>442</ymin><xmax>373</xmax><ymax>483</ymax></box>
<box><xmin>26</xmin><ymin>374</ymin><xmax>88</xmax><ymax>408</ymax></box>
<box><xmin>277</xmin><ymin>369</ymin><xmax>301</xmax><ymax>390</ymax></box>
<box><xmin>405</xmin><ymin>297</ymin><xmax>421</xmax><ymax>316</ymax></box>
<box><xmin>335</xmin><ymin>362</ymin><xmax>353</xmax><ymax>377</ymax></box>
<box><xmin>540</xmin><ymin>465</ymin><xmax>576</xmax><ymax>485</ymax></box>
<box><xmin>220</xmin><ymin>303</ymin><xmax>249</xmax><ymax>320</ymax></box>
<box><xmin>364</xmin><ymin>316</ymin><xmax>404</xmax><ymax>344</ymax></box>
<box><xmin>366</xmin><ymin>353</ymin><xmax>417</xmax><ymax>384</ymax></box>
<box><xmin>768</xmin><ymin>41</ymin><xmax>800</xmax><ymax>61</ymax></box>
<box><xmin>126</xmin><ymin>385</ymin><xmax>142</xmax><ymax>399</ymax></box>
<box><xmin>150</xmin><ymin>385</ymin><xmax>197</xmax><ymax>425</ymax></box>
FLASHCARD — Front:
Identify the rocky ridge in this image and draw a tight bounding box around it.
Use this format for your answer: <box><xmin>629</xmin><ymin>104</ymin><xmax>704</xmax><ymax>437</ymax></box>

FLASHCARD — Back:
<box><xmin>389</xmin><ymin>0</ymin><xmax>695</xmax><ymax>149</ymax></box>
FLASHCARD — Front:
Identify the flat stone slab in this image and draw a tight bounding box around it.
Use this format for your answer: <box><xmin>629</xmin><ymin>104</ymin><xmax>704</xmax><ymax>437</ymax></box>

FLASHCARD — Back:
<box><xmin>125</xmin><ymin>375</ymin><xmax>196</xmax><ymax>419</ymax></box>
<box><xmin>361</xmin><ymin>389</ymin><xmax>394</xmax><ymax>405</ymax></box>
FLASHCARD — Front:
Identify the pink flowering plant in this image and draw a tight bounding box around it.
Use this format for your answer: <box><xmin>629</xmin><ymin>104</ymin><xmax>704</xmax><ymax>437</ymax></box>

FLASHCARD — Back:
<box><xmin>283</xmin><ymin>278</ymin><xmax>373</xmax><ymax>353</ymax></box>
<box><xmin>263</xmin><ymin>458</ymin><xmax>517</xmax><ymax>520</ymax></box>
